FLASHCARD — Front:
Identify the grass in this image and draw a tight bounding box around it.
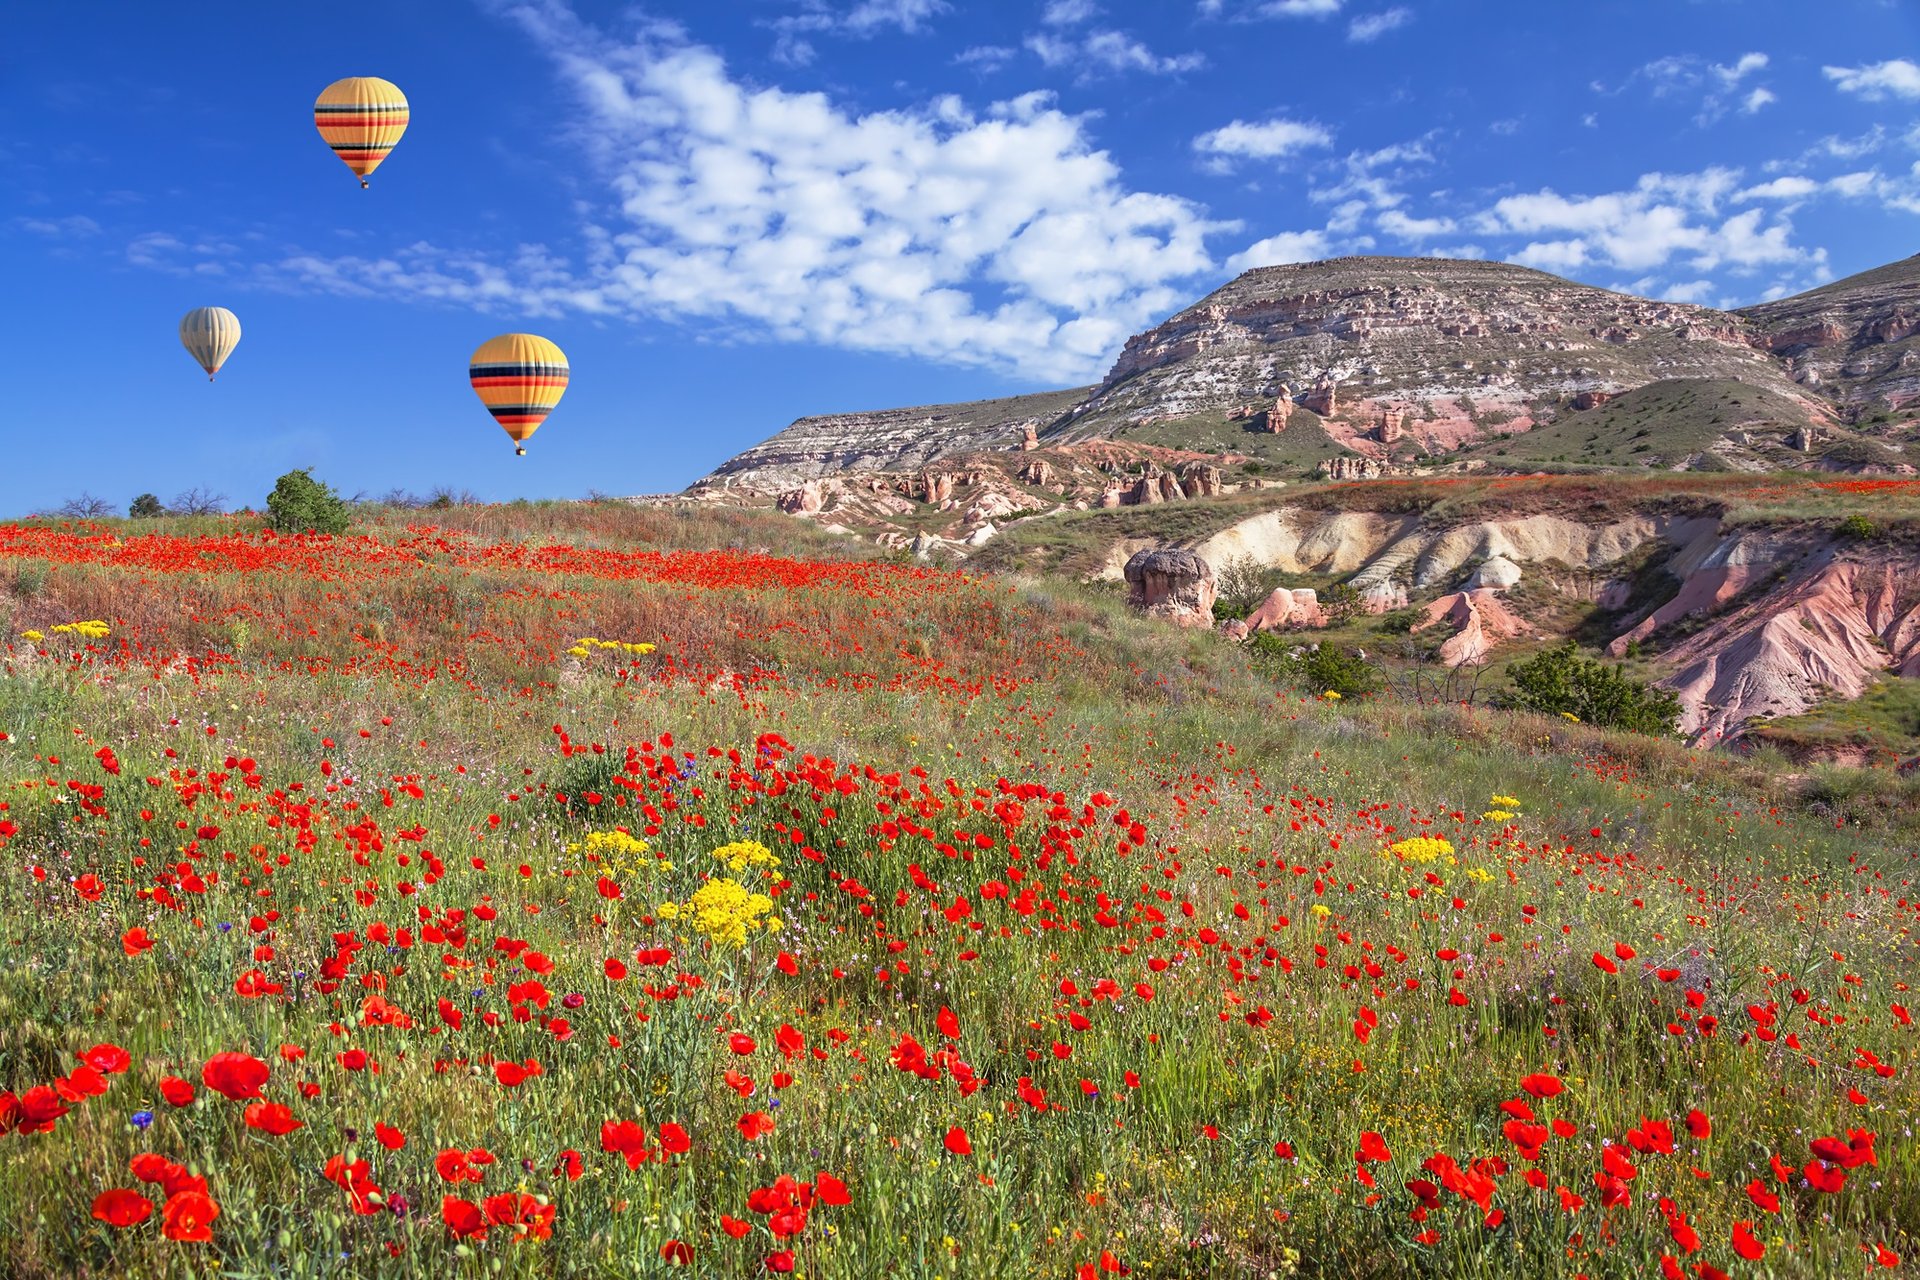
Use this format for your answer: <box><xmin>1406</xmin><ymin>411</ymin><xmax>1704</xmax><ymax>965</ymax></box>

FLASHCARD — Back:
<box><xmin>0</xmin><ymin>504</ymin><xmax>1914</xmax><ymax>1278</ymax></box>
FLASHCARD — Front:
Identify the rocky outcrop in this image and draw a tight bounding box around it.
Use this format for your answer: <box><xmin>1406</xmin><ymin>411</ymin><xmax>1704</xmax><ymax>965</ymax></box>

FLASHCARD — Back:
<box><xmin>1124</xmin><ymin>548</ymin><xmax>1217</xmax><ymax>628</ymax></box>
<box><xmin>1740</xmin><ymin>254</ymin><xmax>1920</xmax><ymax>421</ymax></box>
<box><xmin>1323</xmin><ymin>456</ymin><xmax>1385</xmax><ymax>481</ymax></box>
<box><xmin>1659</xmin><ymin>548</ymin><xmax>1920</xmax><ymax>744</ymax></box>
<box><xmin>1415</xmin><ymin>590</ymin><xmax>1534</xmax><ymax>666</ymax></box>
<box><xmin>1221</xmin><ymin>587</ymin><xmax>1326</xmax><ymax>640</ymax></box>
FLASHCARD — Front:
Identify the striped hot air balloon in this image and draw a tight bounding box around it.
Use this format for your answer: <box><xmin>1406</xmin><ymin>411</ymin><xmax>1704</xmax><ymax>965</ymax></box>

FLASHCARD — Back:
<box><xmin>179</xmin><ymin>307</ymin><xmax>242</xmax><ymax>381</ymax></box>
<box><xmin>314</xmin><ymin>77</ymin><xmax>409</xmax><ymax>188</ymax></box>
<box><xmin>469</xmin><ymin>334</ymin><xmax>570</xmax><ymax>456</ymax></box>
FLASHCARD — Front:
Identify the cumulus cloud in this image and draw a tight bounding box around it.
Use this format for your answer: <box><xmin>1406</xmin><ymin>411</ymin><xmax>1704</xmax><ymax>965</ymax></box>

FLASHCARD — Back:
<box><xmin>1824</xmin><ymin>59</ymin><xmax>1920</xmax><ymax>101</ymax></box>
<box><xmin>1478</xmin><ymin>169</ymin><xmax>1819</xmax><ymax>276</ymax></box>
<box><xmin>1192</xmin><ymin>117</ymin><xmax>1333</xmax><ymax>170</ymax></box>
<box><xmin>1041</xmin><ymin>0</ymin><xmax>1098</xmax><ymax>24</ymax></box>
<box><xmin>1258</xmin><ymin>0</ymin><xmax>1341</xmax><ymax>14</ymax></box>
<box><xmin>1226</xmin><ymin>229</ymin><xmax>1333</xmax><ymax>273</ymax></box>
<box><xmin>1347</xmin><ymin>7</ymin><xmax>1410</xmax><ymax>42</ymax></box>
<box><xmin>14</xmin><ymin>214</ymin><xmax>101</xmax><ymax>238</ymax></box>
<box><xmin>250</xmin><ymin>1</ymin><xmax>1230</xmax><ymax>384</ymax></box>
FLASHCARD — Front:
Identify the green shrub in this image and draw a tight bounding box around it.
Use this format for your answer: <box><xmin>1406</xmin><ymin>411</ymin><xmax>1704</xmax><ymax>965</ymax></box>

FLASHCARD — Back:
<box><xmin>1837</xmin><ymin>514</ymin><xmax>1878</xmax><ymax>541</ymax></box>
<box><xmin>1250</xmin><ymin>634</ymin><xmax>1382</xmax><ymax>699</ymax></box>
<box><xmin>265</xmin><ymin>468</ymin><xmax>351</xmax><ymax>535</ymax></box>
<box><xmin>128</xmin><ymin>493</ymin><xmax>165</xmax><ymax>519</ymax></box>
<box><xmin>1497</xmin><ymin>642</ymin><xmax>1680</xmax><ymax>736</ymax></box>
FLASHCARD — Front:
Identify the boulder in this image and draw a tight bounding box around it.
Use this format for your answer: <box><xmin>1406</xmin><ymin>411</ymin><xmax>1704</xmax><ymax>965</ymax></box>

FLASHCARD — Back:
<box><xmin>1231</xmin><ymin>586</ymin><xmax>1327</xmax><ymax>636</ymax></box>
<box><xmin>1124</xmin><ymin>548</ymin><xmax>1217</xmax><ymax>628</ymax></box>
<box><xmin>1181</xmin><ymin>464</ymin><xmax>1223</xmax><ymax>498</ymax></box>
<box><xmin>1467</xmin><ymin>555</ymin><xmax>1522</xmax><ymax>591</ymax></box>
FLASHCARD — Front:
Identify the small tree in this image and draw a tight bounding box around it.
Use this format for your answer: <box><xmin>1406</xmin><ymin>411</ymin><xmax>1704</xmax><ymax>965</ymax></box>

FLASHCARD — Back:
<box><xmin>1499</xmin><ymin>643</ymin><xmax>1680</xmax><ymax>736</ymax></box>
<box><xmin>171</xmin><ymin>487</ymin><xmax>227</xmax><ymax>517</ymax></box>
<box><xmin>1250</xmin><ymin>635</ymin><xmax>1382</xmax><ymax>699</ymax></box>
<box><xmin>1214</xmin><ymin>555</ymin><xmax>1285</xmax><ymax>620</ymax></box>
<box><xmin>56</xmin><ymin>493</ymin><xmax>114</xmax><ymax>518</ymax></box>
<box><xmin>265</xmin><ymin>468</ymin><xmax>351</xmax><ymax>535</ymax></box>
<box><xmin>129</xmin><ymin>493</ymin><xmax>166</xmax><ymax>519</ymax></box>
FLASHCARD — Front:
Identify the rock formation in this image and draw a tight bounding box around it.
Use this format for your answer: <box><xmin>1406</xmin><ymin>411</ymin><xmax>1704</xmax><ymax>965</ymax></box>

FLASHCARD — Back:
<box><xmin>1123</xmin><ymin>548</ymin><xmax>1217</xmax><ymax>628</ymax></box>
<box><xmin>1415</xmin><ymin>589</ymin><xmax>1533</xmax><ymax>666</ymax></box>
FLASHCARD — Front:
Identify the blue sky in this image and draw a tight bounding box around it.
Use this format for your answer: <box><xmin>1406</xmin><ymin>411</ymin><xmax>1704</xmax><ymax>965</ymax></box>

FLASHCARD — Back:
<box><xmin>5</xmin><ymin>0</ymin><xmax>1919</xmax><ymax>516</ymax></box>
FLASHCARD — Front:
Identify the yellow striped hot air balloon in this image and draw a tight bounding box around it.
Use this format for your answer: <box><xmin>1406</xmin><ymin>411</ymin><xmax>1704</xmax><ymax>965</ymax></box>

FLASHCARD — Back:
<box><xmin>469</xmin><ymin>334</ymin><xmax>570</xmax><ymax>456</ymax></box>
<box><xmin>314</xmin><ymin>77</ymin><xmax>409</xmax><ymax>188</ymax></box>
<box><xmin>179</xmin><ymin>307</ymin><xmax>242</xmax><ymax>381</ymax></box>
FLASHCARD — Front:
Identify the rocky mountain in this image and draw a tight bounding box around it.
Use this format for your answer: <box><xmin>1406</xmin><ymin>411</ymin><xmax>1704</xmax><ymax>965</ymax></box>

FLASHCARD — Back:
<box><xmin>1739</xmin><ymin>254</ymin><xmax>1920</xmax><ymax>427</ymax></box>
<box><xmin>699</xmin><ymin>387</ymin><xmax>1090</xmax><ymax>491</ymax></box>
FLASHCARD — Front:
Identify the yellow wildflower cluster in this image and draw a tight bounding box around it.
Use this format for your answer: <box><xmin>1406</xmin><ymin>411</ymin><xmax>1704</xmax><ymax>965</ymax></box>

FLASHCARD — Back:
<box><xmin>1384</xmin><ymin>835</ymin><xmax>1455</xmax><ymax>864</ymax></box>
<box><xmin>1322</xmin><ymin>690</ymin><xmax>1342</xmax><ymax>701</ymax></box>
<box><xmin>20</xmin><ymin>630</ymin><xmax>44</xmax><ymax>643</ymax></box>
<box><xmin>1483</xmin><ymin>793</ymin><xmax>1523</xmax><ymax>822</ymax></box>
<box><xmin>1464</xmin><ymin>867</ymin><xmax>1495</xmax><ymax>885</ymax></box>
<box><xmin>34</xmin><ymin>620</ymin><xmax>111</xmax><ymax>641</ymax></box>
<box><xmin>564</xmin><ymin>637</ymin><xmax>657</xmax><ymax>660</ymax></box>
<box><xmin>657</xmin><ymin>877</ymin><xmax>779</xmax><ymax>949</ymax></box>
<box><xmin>712</xmin><ymin>839</ymin><xmax>780</xmax><ymax>874</ymax></box>
<box><xmin>565</xmin><ymin>828</ymin><xmax>669</xmax><ymax>878</ymax></box>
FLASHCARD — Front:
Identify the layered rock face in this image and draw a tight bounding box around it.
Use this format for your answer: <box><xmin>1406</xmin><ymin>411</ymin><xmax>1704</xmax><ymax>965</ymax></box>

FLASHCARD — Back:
<box><xmin>699</xmin><ymin>387</ymin><xmax>1090</xmax><ymax>491</ymax></box>
<box><xmin>1053</xmin><ymin>256</ymin><xmax>1817</xmax><ymax>446</ymax></box>
<box><xmin>1739</xmin><ymin>254</ymin><xmax>1920</xmax><ymax>423</ymax></box>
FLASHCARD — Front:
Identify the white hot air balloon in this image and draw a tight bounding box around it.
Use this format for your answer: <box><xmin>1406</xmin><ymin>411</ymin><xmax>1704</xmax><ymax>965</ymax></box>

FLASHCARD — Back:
<box><xmin>180</xmin><ymin>307</ymin><xmax>242</xmax><ymax>381</ymax></box>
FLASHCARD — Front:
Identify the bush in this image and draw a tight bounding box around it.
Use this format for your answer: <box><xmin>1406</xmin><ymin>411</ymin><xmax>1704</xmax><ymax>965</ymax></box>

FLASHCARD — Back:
<box><xmin>1214</xmin><ymin>555</ymin><xmax>1285</xmax><ymax>620</ymax></box>
<box><xmin>128</xmin><ymin>493</ymin><xmax>165</xmax><ymax>519</ymax></box>
<box><xmin>1250</xmin><ymin>635</ymin><xmax>1382</xmax><ymax>699</ymax></box>
<box><xmin>1497</xmin><ymin>643</ymin><xmax>1680</xmax><ymax>736</ymax></box>
<box><xmin>1837</xmin><ymin>514</ymin><xmax>1878</xmax><ymax>541</ymax></box>
<box><xmin>265</xmin><ymin>469</ymin><xmax>351</xmax><ymax>535</ymax></box>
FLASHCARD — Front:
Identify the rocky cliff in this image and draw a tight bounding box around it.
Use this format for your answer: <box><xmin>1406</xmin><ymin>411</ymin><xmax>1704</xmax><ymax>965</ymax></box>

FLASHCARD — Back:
<box><xmin>1739</xmin><ymin>254</ymin><xmax>1920</xmax><ymax>427</ymax></box>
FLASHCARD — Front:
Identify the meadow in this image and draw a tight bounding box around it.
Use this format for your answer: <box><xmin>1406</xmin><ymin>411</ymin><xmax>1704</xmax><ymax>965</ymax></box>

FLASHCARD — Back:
<box><xmin>0</xmin><ymin>502</ymin><xmax>1913</xmax><ymax>1278</ymax></box>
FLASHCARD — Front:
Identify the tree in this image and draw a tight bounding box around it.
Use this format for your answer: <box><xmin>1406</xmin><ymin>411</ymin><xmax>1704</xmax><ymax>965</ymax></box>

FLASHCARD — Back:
<box><xmin>171</xmin><ymin>487</ymin><xmax>227</xmax><ymax>517</ymax></box>
<box><xmin>1250</xmin><ymin>635</ymin><xmax>1382</xmax><ymax>699</ymax></box>
<box><xmin>128</xmin><ymin>493</ymin><xmax>166</xmax><ymax>519</ymax></box>
<box><xmin>1498</xmin><ymin>643</ymin><xmax>1680</xmax><ymax>736</ymax></box>
<box><xmin>265</xmin><ymin>468</ymin><xmax>351</xmax><ymax>535</ymax></box>
<box><xmin>55</xmin><ymin>493</ymin><xmax>113</xmax><ymax>518</ymax></box>
<box><xmin>1213</xmin><ymin>555</ymin><xmax>1284</xmax><ymax>620</ymax></box>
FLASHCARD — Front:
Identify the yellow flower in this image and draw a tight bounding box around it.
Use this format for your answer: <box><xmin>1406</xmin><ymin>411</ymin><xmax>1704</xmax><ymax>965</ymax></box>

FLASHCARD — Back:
<box><xmin>1310</xmin><ymin>903</ymin><xmax>1331</xmax><ymax>918</ymax></box>
<box><xmin>1482</xmin><ymin>809</ymin><xmax>1516</xmax><ymax>822</ymax></box>
<box><xmin>20</xmin><ymin>630</ymin><xmax>43</xmax><ymax>643</ymax></box>
<box><xmin>565</xmin><ymin>645</ymin><xmax>591</xmax><ymax>659</ymax></box>
<box><xmin>1322</xmin><ymin>690</ymin><xmax>1342</xmax><ymax>701</ymax></box>
<box><xmin>712</xmin><ymin>839</ymin><xmax>779</xmax><ymax>874</ymax></box>
<box><xmin>566</xmin><ymin>829</ymin><xmax>667</xmax><ymax>878</ymax></box>
<box><xmin>50</xmin><ymin>620</ymin><xmax>109</xmax><ymax>640</ymax></box>
<box><xmin>1384</xmin><ymin>835</ymin><xmax>1454</xmax><ymax>864</ymax></box>
<box><xmin>1560</xmin><ymin>711</ymin><xmax>1581</xmax><ymax>723</ymax></box>
<box><xmin>1464</xmin><ymin>867</ymin><xmax>1494</xmax><ymax>885</ymax></box>
<box><xmin>1489</xmin><ymin>794</ymin><xmax>1521</xmax><ymax>809</ymax></box>
<box><xmin>661</xmin><ymin>877</ymin><xmax>779</xmax><ymax>949</ymax></box>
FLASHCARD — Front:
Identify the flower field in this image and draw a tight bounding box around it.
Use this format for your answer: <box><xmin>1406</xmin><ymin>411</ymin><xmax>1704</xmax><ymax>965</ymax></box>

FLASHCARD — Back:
<box><xmin>0</xmin><ymin>505</ymin><xmax>1914</xmax><ymax>1279</ymax></box>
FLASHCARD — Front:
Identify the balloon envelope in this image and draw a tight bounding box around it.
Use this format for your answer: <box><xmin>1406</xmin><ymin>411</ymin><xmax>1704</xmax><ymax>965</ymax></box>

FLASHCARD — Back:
<box><xmin>469</xmin><ymin>334</ymin><xmax>570</xmax><ymax>455</ymax></box>
<box><xmin>180</xmin><ymin>307</ymin><xmax>242</xmax><ymax>380</ymax></box>
<box><xmin>314</xmin><ymin>77</ymin><xmax>409</xmax><ymax>187</ymax></box>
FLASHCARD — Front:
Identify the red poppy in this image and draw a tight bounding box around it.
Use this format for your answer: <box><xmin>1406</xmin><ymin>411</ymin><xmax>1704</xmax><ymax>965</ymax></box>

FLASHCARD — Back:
<box><xmin>766</xmin><ymin>1252</ymin><xmax>796</xmax><ymax>1273</ymax></box>
<box><xmin>659</xmin><ymin>1122</ymin><xmax>690</xmax><ymax>1155</ymax></box>
<box><xmin>601</xmin><ymin>1119</ymin><xmax>652</xmax><ymax>1170</ymax></box>
<box><xmin>161</xmin><ymin>1190</ymin><xmax>219</xmax><ymax>1242</ymax></box>
<box><xmin>721</xmin><ymin>1214</ymin><xmax>753</xmax><ymax>1239</ymax></box>
<box><xmin>201</xmin><ymin>1052</ymin><xmax>268</xmax><ymax>1101</ymax></box>
<box><xmin>1732</xmin><ymin>1221</ymin><xmax>1764</xmax><ymax>1260</ymax></box>
<box><xmin>729</xmin><ymin>1033</ymin><xmax>757</xmax><ymax>1056</ymax></box>
<box><xmin>738</xmin><ymin>1111</ymin><xmax>775</xmax><ymax>1141</ymax></box>
<box><xmin>244</xmin><ymin>1102</ymin><xmax>303</xmax><ymax>1136</ymax></box>
<box><xmin>660</xmin><ymin>1240</ymin><xmax>693</xmax><ymax>1264</ymax></box>
<box><xmin>81</xmin><ymin>1044</ymin><xmax>131</xmax><ymax>1075</ymax></box>
<box><xmin>1518</xmin><ymin>1073</ymin><xmax>1564</xmax><ymax>1099</ymax></box>
<box><xmin>121</xmin><ymin>927</ymin><xmax>155</xmax><ymax>956</ymax></box>
<box><xmin>1356</xmin><ymin>1131</ymin><xmax>1391</xmax><ymax>1164</ymax></box>
<box><xmin>1684</xmin><ymin>1109</ymin><xmax>1710</xmax><ymax>1140</ymax></box>
<box><xmin>944</xmin><ymin>1126</ymin><xmax>972</xmax><ymax>1156</ymax></box>
<box><xmin>91</xmin><ymin>1188</ymin><xmax>154</xmax><ymax>1227</ymax></box>
<box><xmin>375</xmin><ymin>1122</ymin><xmax>406</xmax><ymax>1150</ymax></box>
<box><xmin>443</xmin><ymin>1196</ymin><xmax>488</xmax><ymax>1239</ymax></box>
<box><xmin>816</xmin><ymin>1171</ymin><xmax>851</xmax><ymax>1206</ymax></box>
<box><xmin>1591</xmin><ymin>952</ymin><xmax>1618</xmax><ymax>975</ymax></box>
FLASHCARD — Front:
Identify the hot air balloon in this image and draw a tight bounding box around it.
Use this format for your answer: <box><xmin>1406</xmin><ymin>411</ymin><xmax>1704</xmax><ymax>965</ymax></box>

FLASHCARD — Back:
<box><xmin>313</xmin><ymin>77</ymin><xmax>409</xmax><ymax>188</ymax></box>
<box><xmin>180</xmin><ymin>307</ymin><xmax>242</xmax><ymax>381</ymax></box>
<box><xmin>469</xmin><ymin>334</ymin><xmax>569</xmax><ymax>456</ymax></box>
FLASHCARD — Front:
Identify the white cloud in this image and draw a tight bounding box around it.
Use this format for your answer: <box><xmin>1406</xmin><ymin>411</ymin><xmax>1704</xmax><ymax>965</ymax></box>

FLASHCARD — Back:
<box><xmin>1347</xmin><ymin>7</ymin><xmax>1410</xmax><ymax>42</ymax></box>
<box><xmin>1657</xmin><ymin>279</ymin><xmax>1715</xmax><ymax>304</ymax></box>
<box><xmin>1026</xmin><ymin>28</ymin><xmax>1205</xmax><ymax>76</ymax></box>
<box><xmin>768</xmin><ymin>0</ymin><xmax>948</xmax><ymax>63</ymax></box>
<box><xmin>1041</xmin><ymin>0</ymin><xmax>1098</xmax><ymax>24</ymax></box>
<box><xmin>1259</xmin><ymin>0</ymin><xmax>1340</xmax><ymax>14</ymax></box>
<box><xmin>1636</xmin><ymin>51</ymin><xmax>1773</xmax><ymax>124</ymax></box>
<box><xmin>14</xmin><ymin>214</ymin><xmax>101</xmax><ymax>238</ymax></box>
<box><xmin>1226</xmin><ymin>229</ymin><xmax>1332</xmax><ymax>272</ymax></box>
<box><xmin>954</xmin><ymin>45</ymin><xmax>1016</xmax><ymax>70</ymax></box>
<box><xmin>277</xmin><ymin>1</ymin><xmax>1230</xmax><ymax>384</ymax></box>
<box><xmin>1741</xmin><ymin>87</ymin><xmax>1776</xmax><ymax>114</ymax></box>
<box><xmin>1712</xmin><ymin>52</ymin><xmax>1768</xmax><ymax>87</ymax></box>
<box><xmin>1737</xmin><ymin>175</ymin><xmax>1819</xmax><ymax>201</ymax></box>
<box><xmin>1480</xmin><ymin>168</ymin><xmax>1819</xmax><ymax>275</ymax></box>
<box><xmin>1192</xmin><ymin>117</ymin><xmax>1334</xmax><ymax>169</ymax></box>
<box><xmin>1376</xmin><ymin>209</ymin><xmax>1454</xmax><ymax>239</ymax></box>
<box><xmin>1824</xmin><ymin>59</ymin><xmax>1920</xmax><ymax>101</ymax></box>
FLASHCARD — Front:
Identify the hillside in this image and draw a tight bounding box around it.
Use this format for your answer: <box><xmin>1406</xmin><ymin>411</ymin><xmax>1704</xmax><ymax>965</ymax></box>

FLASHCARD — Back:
<box><xmin>1739</xmin><ymin>252</ymin><xmax>1920</xmax><ymax>430</ymax></box>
